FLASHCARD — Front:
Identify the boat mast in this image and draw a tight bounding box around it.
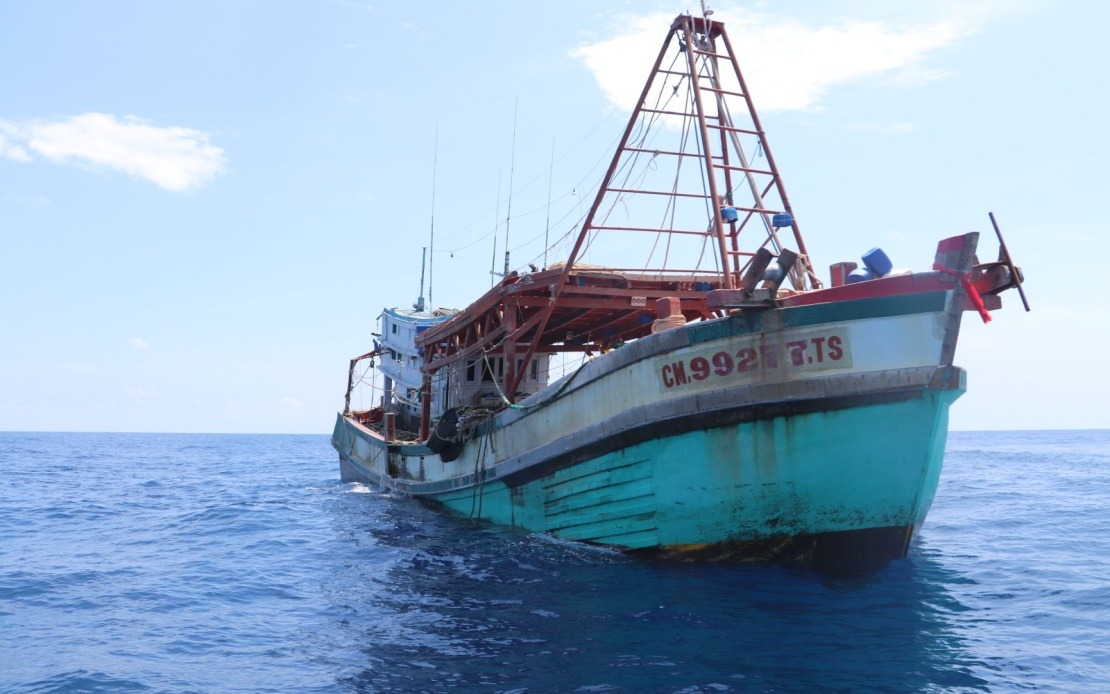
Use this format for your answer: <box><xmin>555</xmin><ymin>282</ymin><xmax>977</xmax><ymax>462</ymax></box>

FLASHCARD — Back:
<box><xmin>714</xmin><ymin>25</ymin><xmax>820</xmax><ymax>288</ymax></box>
<box><xmin>676</xmin><ymin>16</ymin><xmax>732</xmax><ymax>290</ymax></box>
<box><xmin>419</xmin><ymin>13</ymin><xmax>820</xmax><ymax>404</ymax></box>
<box><xmin>505</xmin><ymin>13</ymin><xmax>818</xmax><ymax>398</ymax></box>
<box><xmin>505</xmin><ymin>22</ymin><xmax>680</xmax><ymax>399</ymax></box>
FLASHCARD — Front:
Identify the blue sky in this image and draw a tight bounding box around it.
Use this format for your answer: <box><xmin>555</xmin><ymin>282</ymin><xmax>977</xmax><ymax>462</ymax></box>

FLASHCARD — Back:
<box><xmin>1</xmin><ymin>0</ymin><xmax>1105</xmax><ymax>433</ymax></box>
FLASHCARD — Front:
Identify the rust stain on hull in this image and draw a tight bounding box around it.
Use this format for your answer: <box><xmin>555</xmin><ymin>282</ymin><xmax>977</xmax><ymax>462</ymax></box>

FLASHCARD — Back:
<box><xmin>635</xmin><ymin>525</ymin><xmax>915</xmax><ymax>566</ymax></box>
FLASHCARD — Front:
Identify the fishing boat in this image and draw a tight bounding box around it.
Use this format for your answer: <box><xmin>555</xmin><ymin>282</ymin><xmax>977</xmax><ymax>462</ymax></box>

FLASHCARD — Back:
<box><xmin>331</xmin><ymin>13</ymin><xmax>1027</xmax><ymax>561</ymax></box>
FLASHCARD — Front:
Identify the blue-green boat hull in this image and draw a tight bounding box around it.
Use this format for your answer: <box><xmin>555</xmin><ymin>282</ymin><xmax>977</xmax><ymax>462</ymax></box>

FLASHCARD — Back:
<box><xmin>334</xmin><ymin>251</ymin><xmax>986</xmax><ymax>562</ymax></box>
<box><xmin>336</xmin><ymin>371</ymin><xmax>963</xmax><ymax>561</ymax></box>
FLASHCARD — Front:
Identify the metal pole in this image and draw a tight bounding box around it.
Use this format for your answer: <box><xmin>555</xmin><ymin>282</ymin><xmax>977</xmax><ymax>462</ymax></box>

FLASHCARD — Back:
<box><xmin>989</xmin><ymin>212</ymin><xmax>1031</xmax><ymax>311</ymax></box>
<box><xmin>677</xmin><ymin>15</ymin><xmax>733</xmax><ymax>290</ymax></box>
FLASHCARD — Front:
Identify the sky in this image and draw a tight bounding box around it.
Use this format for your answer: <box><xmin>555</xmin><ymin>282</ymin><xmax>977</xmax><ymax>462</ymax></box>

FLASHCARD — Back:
<box><xmin>1</xmin><ymin>0</ymin><xmax>1106</xmax><ymax>434</ymax></box>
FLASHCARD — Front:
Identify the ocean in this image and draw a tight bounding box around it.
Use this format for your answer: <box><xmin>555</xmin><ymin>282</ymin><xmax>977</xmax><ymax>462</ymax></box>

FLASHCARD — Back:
<box><xmin>1</xmin><ymin>430</ymin><xmax>1107</xmax><ymax>693</ymax></box>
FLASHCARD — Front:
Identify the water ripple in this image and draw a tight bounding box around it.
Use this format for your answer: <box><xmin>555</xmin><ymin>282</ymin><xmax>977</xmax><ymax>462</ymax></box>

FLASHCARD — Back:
<box><xmin>0</xmin><ymin>431</ymin><xmax>1107</xmax><ymax>692</ymax></box>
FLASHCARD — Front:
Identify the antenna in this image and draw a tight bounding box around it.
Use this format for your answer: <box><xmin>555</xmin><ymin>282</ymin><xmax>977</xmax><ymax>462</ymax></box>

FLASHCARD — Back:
<box><xmin>544</xmin><ymin>135</ymin><xmax>554</xmax><ymax>270</ymax></box>
<box><xmin>490</xmin><ymin>171</ymin><xmax>502</xmax><ymax>287</ymax></box>
<box><xmin>489</xmin><ymin>237</ymin><xmax>498</xmax><ymax>288</ymax></box>
<box><xmin>415</xmin><ymin>246</ymin><xmax>427</xmax><ymax>312</ymax></box>
<box><xmin>429</xmin><ymin>126</ymin><xmax>438</xmax><ymax>309</ymax></box>
<box><xmin>503</xmin><ymin>98</ymin><xmax>518</xmax><ymax>278</ymax></box>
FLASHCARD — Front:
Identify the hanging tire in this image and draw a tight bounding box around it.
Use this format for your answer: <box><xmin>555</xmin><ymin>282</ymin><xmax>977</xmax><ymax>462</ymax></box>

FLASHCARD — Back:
<box><xmin>426</xmin><ymin>408</ymin><xmax>460</xmax><ymax>454</ymax></box>
<box><xmin>439</xmin><ymin>439</ymin><xmax>464</xmax><ymax>463</ymax></box>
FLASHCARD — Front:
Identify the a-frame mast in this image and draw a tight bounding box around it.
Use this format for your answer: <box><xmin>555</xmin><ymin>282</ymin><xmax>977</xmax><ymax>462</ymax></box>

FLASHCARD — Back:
<box><xmin>506</xmin><ymin>13</ymin><xmax>817</xmax><ymax>399</ymax></box>
<box><xmin>418</xmin><ymin>13</ymin><xmax>821</xmax><ymax>407</ymax></box>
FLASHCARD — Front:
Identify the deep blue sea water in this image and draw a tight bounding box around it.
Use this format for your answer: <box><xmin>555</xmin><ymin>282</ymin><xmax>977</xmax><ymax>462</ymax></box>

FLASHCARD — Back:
<box><xmin>1</xmin><ymin>430</ymin><xmax>1107</xmax><ymax>693</ymax></box>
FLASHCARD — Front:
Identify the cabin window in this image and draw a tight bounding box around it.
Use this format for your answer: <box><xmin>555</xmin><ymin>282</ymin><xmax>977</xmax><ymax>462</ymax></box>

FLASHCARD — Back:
<box><xmin>391</xmin><ymin>324</ymin><xmax>398</xmax><ymax>334</ymax></box>
<box><xmin>466</xmin><ymin>360</ymin><xmax>476</xmax><ymax>382</ymax></box>
<box><xmin>531</xmin><ymin>359</ymin><xmax>538</xmax><ymax>381</ymax></box>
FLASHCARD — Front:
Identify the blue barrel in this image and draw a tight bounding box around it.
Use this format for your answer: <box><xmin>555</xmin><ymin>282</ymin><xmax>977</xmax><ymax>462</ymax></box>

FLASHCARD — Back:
<box><xmin>721</xmin><ymin>206</ymin><xmax>739</xmax><ymax>223</ymax></box>
<box><xmin>847</xmin><ymin>268</ymin><xmax>875</xmax><ymax>284</ymax></box>
<box><xmin>772</xmin><ymin>213</ymin><xmax>793</xmax><ymax>228</ymax></box>
<box><xmin>862</xmin><ymin>247</ymin><xmax>893</xmax><ymax>277</ymax></box>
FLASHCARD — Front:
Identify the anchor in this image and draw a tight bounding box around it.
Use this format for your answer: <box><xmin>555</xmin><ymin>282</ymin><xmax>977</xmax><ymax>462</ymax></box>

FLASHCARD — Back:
<box><xmin>972</xmin><ymin>211</ymin><xmax>1031</xmax><ymax>311</ymax></box>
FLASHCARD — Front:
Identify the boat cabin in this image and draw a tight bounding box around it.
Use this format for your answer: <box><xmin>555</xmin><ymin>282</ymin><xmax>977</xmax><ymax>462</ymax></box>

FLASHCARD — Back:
<box><xmin>369</xmin><ymin>306</ymin><xmax>552</xmax><ymax>434</ymax></box>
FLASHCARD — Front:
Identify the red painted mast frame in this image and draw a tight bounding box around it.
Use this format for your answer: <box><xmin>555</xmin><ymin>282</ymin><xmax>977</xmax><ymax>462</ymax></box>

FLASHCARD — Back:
<box><xmin>418</xmin><ymin>13</ymin><xmax>818</xmax><ymax>407</ymax></box>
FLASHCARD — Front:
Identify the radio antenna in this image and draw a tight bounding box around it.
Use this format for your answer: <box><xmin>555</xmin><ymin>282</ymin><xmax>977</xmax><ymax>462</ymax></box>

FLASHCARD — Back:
<box><xmin>428</xmin><ymin>126</ymin><xmax>438</xmax><ymax>309</ymax></box>
<box><xmin>544</xmin><ymin>135</ymin><xmax>554</xmax><ymax>270</ymax></box>
<box><xmin>415</xmin><ymin>246</ymin><xmax>427</xmax><ymax>312</ymax></box>
<box><xmin>503</xmin><ymin>98</ymin><xmax>518</xmax><ymax>278</ymax></box>
<box><xmin>490</xmin><ymin>171</ymin><xmax>502</xmax><ymax>287</ymax></box>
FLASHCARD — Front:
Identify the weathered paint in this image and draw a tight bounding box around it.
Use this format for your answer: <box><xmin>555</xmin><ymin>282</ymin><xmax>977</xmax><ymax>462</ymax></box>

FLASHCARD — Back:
<box><xmin>332</xmin><ymin>282</ymin><xmax>968</xmax><ymax>561</ymax></box>
<box><xmin>428</xmin><ymin>378</ymin><xmax>960</xmax><ymax>553</ymax></box>
<box><xmin>334</xmin><ymin>369</ymin><xmax>964</xmax><ymax>560</ymax></box>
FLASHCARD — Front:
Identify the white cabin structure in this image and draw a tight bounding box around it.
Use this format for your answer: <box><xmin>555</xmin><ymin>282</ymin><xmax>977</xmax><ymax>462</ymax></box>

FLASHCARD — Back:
<box><xmin>377</xmin><ymin>307</ymin><xmax>552</xmax><ymax>431</ymax></box>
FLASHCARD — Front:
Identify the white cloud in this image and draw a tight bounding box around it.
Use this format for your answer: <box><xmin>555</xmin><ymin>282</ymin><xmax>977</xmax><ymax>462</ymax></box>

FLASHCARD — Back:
<box><xmin>2</xmin><ymin>192</ymin><xmax>52</xmax><ymax>207</ymax></box>
<box><xmin>129</xmin><ymin>337</ymin><xmax>150</xmax><ymax>349</ymax></box>
<box><xmin>332</xmin><ymin>0</ymin><xmax>381</xmax><ymax>13</ymax></box>
<box><xmin>849</xmin><ymin>122</ymin><xmax>922</xmax><ymax>134</ymax></box>
<box><xmin>126</xmin><ymin>387</ymin><xmax>156</xmax><ymax>398</ymax></box>
<box><xmin>0</xmin><ymin>124</ymin><xmax>33</xmax><ymax>162</ymax></box>
<box><xmin>0</xmin><ymin>113</ymin><xmax>226</xmax><ymax>192</ymax></box>
<box><xmin>570</xmin><ymin>8</ymin><xmax>971</xmax><ymax>113</ymax></box>
<box><xmin>279</xmin><ymin>396</ymin><xmax>304</xmax><ymax>409</ymax></box>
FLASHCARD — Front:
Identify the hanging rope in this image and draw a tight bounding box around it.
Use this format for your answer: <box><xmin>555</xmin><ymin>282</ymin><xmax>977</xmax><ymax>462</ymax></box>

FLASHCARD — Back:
<box><xmin>933</xmin><ymin>263</ymin><xmax>992</xmax><ymax>323</ymax></box>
